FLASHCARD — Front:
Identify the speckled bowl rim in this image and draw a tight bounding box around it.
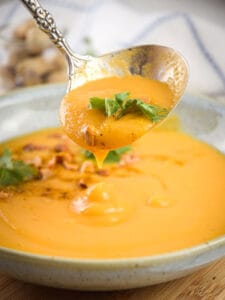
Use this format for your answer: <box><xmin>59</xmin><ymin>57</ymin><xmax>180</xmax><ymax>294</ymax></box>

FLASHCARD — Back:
<box><xmin>0</xmin><ymin>235</ymin><xmax>225</xmax><ymax>269</ymax></box>
<box><xmin>0</xmin><ymin>83</ymin><xmax>224</xmax><ymax>269</ymax></box>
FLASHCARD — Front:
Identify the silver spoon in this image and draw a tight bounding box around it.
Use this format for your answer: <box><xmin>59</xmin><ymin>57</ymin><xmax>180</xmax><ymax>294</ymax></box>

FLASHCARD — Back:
<box><xmin>21</xmin><ymin>0</ymin><xmax>188</xmax><ymax>105</ymax></box>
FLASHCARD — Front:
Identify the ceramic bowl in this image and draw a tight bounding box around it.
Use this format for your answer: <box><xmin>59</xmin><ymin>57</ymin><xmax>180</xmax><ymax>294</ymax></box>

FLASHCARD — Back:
<box><xmin>0</xmin><ymin>84</ymin><xmax>224</xmax><ymax>291</ymax></box>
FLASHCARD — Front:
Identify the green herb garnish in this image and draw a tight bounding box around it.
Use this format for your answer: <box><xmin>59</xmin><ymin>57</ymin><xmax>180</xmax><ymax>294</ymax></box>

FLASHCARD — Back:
<box><xmin>84</xmin><ymin>145</ymin><xmax>132</xmax><ymax>164</ymax></box>
<box><xmin>0</xmin><ymin>149</ymin><xmax>38</xmax><ymax>186</ymax></box>
<box><xmin>89</xmin><ymin>92</ymin><xmax>168</xmax><ymax>122</ymax></box>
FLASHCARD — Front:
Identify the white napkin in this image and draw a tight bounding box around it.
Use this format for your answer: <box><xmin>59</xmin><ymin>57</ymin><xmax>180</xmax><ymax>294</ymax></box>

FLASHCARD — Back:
<box><xmin>1</xmin><ymin>0</ymin><xmax>225</xmax><ymax>102</ymax></box>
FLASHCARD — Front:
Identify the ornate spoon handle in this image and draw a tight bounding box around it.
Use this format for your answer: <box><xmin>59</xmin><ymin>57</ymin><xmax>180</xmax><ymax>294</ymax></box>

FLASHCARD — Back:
<box><xmin>20</xmin><ymin>0</ymin><xmax>88</xmax><ymax>70</ymax></box>
<box><xmin>21</xmin><ymin>0</ymin><xmax>69</xmax><ymax>50</ymax></box>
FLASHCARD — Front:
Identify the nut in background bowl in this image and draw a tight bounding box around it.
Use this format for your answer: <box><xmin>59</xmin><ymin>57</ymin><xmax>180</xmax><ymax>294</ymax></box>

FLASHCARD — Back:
<box><xmin>0</xmin><ymin>19</ymin><xmax>67</xmax><ymax>94</ymax></box>
<box><xmin>0</xmin><ymin>18</ymin><xmax>96</xmax><ymax>95</ymax></box>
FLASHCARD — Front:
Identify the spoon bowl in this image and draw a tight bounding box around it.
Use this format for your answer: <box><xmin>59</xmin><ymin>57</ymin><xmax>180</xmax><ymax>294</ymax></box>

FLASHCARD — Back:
<box><xmin>69</xmin><ymin>44</ymin><xmax>188</xmax><ymax>104</ymax></box>
<box><xmin>21</xmin><ymin>0</ymin><xmax>188</xmax><ymax>112</ymax></box>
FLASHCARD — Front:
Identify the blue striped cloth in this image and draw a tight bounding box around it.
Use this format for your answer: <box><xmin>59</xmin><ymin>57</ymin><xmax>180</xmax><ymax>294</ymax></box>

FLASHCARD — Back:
<box><xmin>1</xmin><ymin>0</ymin><xmax>224</xmax><ymax>101</ymax></box>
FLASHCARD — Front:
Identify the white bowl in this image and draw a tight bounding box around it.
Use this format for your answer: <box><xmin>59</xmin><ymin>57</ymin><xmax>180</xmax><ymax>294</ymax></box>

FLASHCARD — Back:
<box><xmin>0</xmin><ymin>84</ymin><xmax>224</xmax><ymax>291</ymax></box>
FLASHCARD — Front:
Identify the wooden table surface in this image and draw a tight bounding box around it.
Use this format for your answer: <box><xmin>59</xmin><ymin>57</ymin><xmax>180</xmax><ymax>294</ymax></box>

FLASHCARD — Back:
<box><xmin>0</xmin><ymin>258</ymin><xmax>225</xmax><ymax>300</ymax></box>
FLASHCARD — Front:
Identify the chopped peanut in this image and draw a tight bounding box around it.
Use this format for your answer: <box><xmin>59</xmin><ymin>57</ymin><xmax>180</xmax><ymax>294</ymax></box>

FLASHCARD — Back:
<box><xmin>25</xmin><ymin>27</ymin><xmax>52</xmax><ymax>55</ymax></box>
<box><xmin>0</xmin><ymin>190</ymin><xmax>10</xmax><ymax>199</ymax></box>
<box><xmin>80</xmin><ymin>161</ymin><xmax>95</xmax><ymax>174</ymax></box>
<box><xmin>13</xmin><ymin>19</ymin><xmax>35</xmax><ymax>40</ymax></box>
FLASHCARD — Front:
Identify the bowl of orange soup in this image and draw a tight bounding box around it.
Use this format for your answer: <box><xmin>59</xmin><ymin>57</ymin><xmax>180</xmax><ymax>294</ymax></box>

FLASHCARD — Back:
<box><xmin>0</xmin><ymin>83</ymin><xmax>224</xmax><ymax>290</ymax></box>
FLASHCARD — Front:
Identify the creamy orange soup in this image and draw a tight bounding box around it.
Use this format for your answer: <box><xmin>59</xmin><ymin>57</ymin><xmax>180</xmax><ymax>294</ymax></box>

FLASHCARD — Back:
<box><xmin>0</xmin><ymin>125</ymin><xmax>225</xmax><ymax>258</ymax></box>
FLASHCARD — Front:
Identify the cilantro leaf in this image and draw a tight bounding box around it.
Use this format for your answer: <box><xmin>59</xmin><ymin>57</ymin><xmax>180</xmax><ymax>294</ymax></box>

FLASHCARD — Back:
<box><xmin>105</xmin><ymin>98</ymin><xmax>120</xmax><ymax>117</ymax></box>
<box><xmin>88</xmin><ymin>92</ymin><xmax>168</xmax><ymax>122</ymax></box>
<box><xmin>135</xmin><ymin>100</ymin><xmax>168</xmax><ymax>122</ymax></box>
<box><xmin>89</xmin><ymin>97</ymin><xmax>105</xmax><ymax>110</ymax></box>
<box><xmin>83</xmin><ymin>145</ymin><xmax>132</xmax><ymax>164</ymax></box>
<box><xmin>0</xmin><ymin>168</ymin><xmax>21</xmax><ymax>186</ymax></box>
<box><xmin>84</xmin><ymin>150</ymin><xmax>95</xmax><ymax>159</ymax></box>
<box><xmin>0</xmin><ymin>149</ymin><xmax>38</xmax><ymax>186</ymax></box>
<box><xmin>105</xmin><ymin>151</ymin><xmax>121</xmax><ymax>163</ymax></box>
<box><xmin>115</xmin><ymin>91</ymin><xmax>130</xmax><ymax>104</ymax></box>
<box><xmin>0</xmin><ymin>149</ymin><xmax>13</xmax><ymax>168</ymax></box>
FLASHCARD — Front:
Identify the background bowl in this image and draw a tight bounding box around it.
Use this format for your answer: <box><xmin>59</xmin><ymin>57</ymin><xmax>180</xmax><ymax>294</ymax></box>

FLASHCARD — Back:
<box><xmin>0</xmin><ymin>84</ymin><xmax>224</xmax><ymax>290</ymax></box>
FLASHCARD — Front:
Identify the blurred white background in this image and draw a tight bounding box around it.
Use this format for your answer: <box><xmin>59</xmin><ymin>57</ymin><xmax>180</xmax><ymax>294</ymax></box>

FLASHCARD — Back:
<box><xmin>0</xmin><ymin>0</ymin><xmax>224</xmax><ymax>100</ymax></box>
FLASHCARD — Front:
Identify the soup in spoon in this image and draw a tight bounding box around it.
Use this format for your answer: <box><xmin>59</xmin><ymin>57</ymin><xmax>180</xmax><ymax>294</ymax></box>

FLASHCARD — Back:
<box><xmin>60</xmin><ymin>75</ymin><xmax>174</xmax><ymax>166</ymax></box>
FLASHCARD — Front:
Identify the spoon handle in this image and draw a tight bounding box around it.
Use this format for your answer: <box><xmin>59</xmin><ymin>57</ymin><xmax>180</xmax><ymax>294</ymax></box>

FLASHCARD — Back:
<box><xmin>21</xmin><ymin>0</ymin><xmax>68</xmax><ymax>51</ymax></box>
<box><xmin>20</xmin><ymin>0</ymin><xmax>88</xmax><ymax>67</ymax></box>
